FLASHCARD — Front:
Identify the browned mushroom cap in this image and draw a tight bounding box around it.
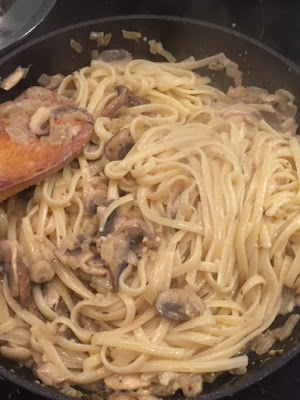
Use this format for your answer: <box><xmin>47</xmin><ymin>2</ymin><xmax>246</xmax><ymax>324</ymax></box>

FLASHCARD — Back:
<box><xmin>102</xmin><ymin>85</ymin><xmax>130</xmax><ymax>118</ymax></box>
<box><xmin>0</xmin><ymin>240</ymin><xmax>31</xmax><ymax>307</ymax></box>
<box><xmin>105</xmin><ymin>129</ymin><xmax>134</xmax><ymax>161</ymax></box>
<box><xmin>155</xmin><ymin>288</ymin><xmax>205</xmax><ymax>323</ymax></box>
<box><xmin>99</xmin><ymin>49</ymin><xmax>133</xmax><ymax>64</ymax></box>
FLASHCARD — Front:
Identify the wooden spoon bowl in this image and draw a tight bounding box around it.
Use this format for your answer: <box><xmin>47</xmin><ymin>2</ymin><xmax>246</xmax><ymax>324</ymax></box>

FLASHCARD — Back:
<box><xmin>0</xmin><ymin>87</ymin><xmax>94</xmax><ymax>202</ymax></box>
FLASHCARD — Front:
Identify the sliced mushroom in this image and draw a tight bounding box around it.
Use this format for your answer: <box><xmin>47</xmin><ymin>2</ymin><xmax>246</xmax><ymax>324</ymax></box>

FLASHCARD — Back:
<box><xmin>78</xmin><ymin>314</ymin><xmax>99</xmax><ymax>332</ymax></box>
<box><xmin>17</xmin><ymin>261</ymin><xmax>31</xmax><ymax>308</ymax></box>
<box><xmin>104</xmin><ymin>374</ymin><xmax>150</xmax><ymax>391</ymax></box>
<box><xmin>56</xmin><ymin>324</ymin><xmax>74</xmax><ymax>339</ymax></box>
<box><xmin>105</xmin><ymin>129</ymin><xmax>134</xmax><ymax>161</ymax></box>
<box><xmin>28</xmin><ymin>259</ymin><xmax>55</xmax><ymax>284</ymax></box>
<box><xmin>155</xmin><ymin>288</ymin><xmax>205</xmax><ymax>323</ymax></box>
<box><xmin>102</xmin><ymin>85</ymin><xmax>130</xmax><ymax>118</ymax></box>
<box><xmin>0</xmin><ymin>240</ymin><xmax>31</xmax><ymax>307</ymax></box>
<box><xmin>101</xmin><ymin>209</ymin><xmax>120</xmax><ymax>236</ymax></box>
<box><xmin>55</xmin><ymin>235</ymin><xmax>107</xmax><ymax>276</ymax></box>
<box><xmin>98</xmin><ymin>49</ymin><xmax>133</xmax><ymax>70</ymax></box>
<box><xmin>43</xmin><ymin>283</ymin><xmax>60</xmax><ymax>311</ymax></box>
<box><xmin>27</xmin><ymin>296</ymin><xmax>45</xmax><ymax>320</ymax></box>
<box><xmin>126</xmin><ymin>95</ymin><xmax>149</xmax><ymax>107</ymax></box>
<box><xmin>84</xmin><ymin>185</ymin><xmax>108</xmax><ymax>215</ymax></box>
<box><xmin>46</xmin><ymin>105</ymin><xmax>93</xmax><ymax>145</ymax></box>
<box><xmin>28</xmin><ymin>106</ymin><xmax>52</xmax><ymax>137</ymax></box>
<box><xmin>100</xmin><ymin>219</ymin><xmax>156</xmax><ymax>292</ymax></box>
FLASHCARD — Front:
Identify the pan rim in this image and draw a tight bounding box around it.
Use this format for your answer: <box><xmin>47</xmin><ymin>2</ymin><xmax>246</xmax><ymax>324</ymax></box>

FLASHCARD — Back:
<box><xmin>0</xmin><ymin>13</ymin><xmax>299</xmax><ymax>400</ymax></box>
<box><xmin>0</xmin><ymin>14</ymin><xmax>299</xmax><ymax>74</ymax></box>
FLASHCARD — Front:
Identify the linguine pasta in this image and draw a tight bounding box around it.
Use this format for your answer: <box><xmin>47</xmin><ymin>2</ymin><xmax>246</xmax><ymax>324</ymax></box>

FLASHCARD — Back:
<box><xmin>0</xmin><ymin>50</ymin><xmax>299</xmax><ymax>398</ymax></box>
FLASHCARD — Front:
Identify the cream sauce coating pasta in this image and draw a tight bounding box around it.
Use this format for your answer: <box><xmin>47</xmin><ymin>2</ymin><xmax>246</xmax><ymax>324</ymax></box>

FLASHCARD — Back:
<box><xmin>0</xmin><ymin>52</ymin><xmax>299</xmax><ymax>398</ymax></box>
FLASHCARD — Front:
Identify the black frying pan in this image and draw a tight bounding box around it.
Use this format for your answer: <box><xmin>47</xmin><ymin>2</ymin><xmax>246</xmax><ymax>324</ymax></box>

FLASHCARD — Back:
<box><xmin>0</xmin><ymin>15</ymin><xmax>299</xmax><ymax>400</ymax></box>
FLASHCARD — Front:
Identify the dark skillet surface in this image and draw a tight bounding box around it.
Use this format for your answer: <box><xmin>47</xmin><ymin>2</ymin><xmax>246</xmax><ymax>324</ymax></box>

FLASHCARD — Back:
<box><xmin>0</xmin><ymin>2</ymin><xmax>300</xmax><ymax>400</ymax></box>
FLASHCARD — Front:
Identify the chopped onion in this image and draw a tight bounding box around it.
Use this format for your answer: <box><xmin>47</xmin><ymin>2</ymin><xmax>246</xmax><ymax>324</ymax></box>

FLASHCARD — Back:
<box><xmin>0</xmin><ymin>66</ymin><xmax>29</xmax><ymax>91</ymax></box>
<box><xmin>122</xmin><ymin>29</ymin><xmax>142</xmax><ymax>42</ymax></box>
<box><xmin>70</xmin><ymin>39</ymin><xmax>83</xmax><ymax>54</ymax></box>
<box><xmin>89</xmin><ymin>31</ymin><xmax>112</xmax><ymax>47</ymax></box>
<box><xmin>148</xmin><ymin>39</ymin><xmax>176</xmax><ymax>63</ymax></box>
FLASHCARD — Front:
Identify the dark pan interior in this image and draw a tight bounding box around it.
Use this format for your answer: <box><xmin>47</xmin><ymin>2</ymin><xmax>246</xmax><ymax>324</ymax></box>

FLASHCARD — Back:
<box><xmin>0</xmin><ymin>15</ymin><xmax>300</xmax><ymax>400</ymax></box>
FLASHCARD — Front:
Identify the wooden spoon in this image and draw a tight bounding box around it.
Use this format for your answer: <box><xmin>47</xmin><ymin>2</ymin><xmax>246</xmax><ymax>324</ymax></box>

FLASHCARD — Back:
<box><xmin>0</xmin><ymin>87</ymin><xmax>94</xmax><ymax>202</ymax></box>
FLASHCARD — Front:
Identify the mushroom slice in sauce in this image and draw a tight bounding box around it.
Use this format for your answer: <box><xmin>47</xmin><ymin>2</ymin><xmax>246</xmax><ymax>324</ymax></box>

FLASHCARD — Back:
<box><xmin>101</xmin><ymin>85</ymin><xmax>129</xmax><ymax>118</ymax></box>
<box><xmin>84</xmin><ymin>182</ymin><xmax>108</xmax><ymax>215</ymax></box>
<box><xmin>78</xmin><ymin>314</ymin><xmax>99</xmax><ymax>332</ymax></box>
<box><xmin>98</xmin><ymin>49</ymin><xmax>133</xmax><ymax>71</ymax></box>
<box><xmin>55</xmin><ymin>235</ymin><xmax>107</xmax><ymax>276</ymax></box>
<box><xmin>155</xmin><ymin>288</ymin><xmax>205</xmax><ymax>323</ymax></box>
<box><xmin>17</xmin><ymin>261</ymin><xmax>31</xmax><ymax>308</ymax></box>
<box><xmin>0</xmin><ymin>240</ymin><xmax>31</xmax><ymax>307</ymax></box>
<box><xmin>105</xmin><ymin>129</ymin><xmax>134</xmax><ymax>161</ymax></box>
<box><xmin>100</xmin><ymin>219</ymin><xmax>156</xmax><ymax>292</ymax></box>
<box><xmin>27</xmin><ymin>296</ymin><xmax>45</xmax><ymax>320</ymax></box>
<box><xmin>126</xmin><ymin>95</ymin><xmax>149</xmax><ymax>107</ymax></box>
<box><xmin>43</xmin><ymin>283</ymin><xmax>60</xmax><ymax>311</ymax></box>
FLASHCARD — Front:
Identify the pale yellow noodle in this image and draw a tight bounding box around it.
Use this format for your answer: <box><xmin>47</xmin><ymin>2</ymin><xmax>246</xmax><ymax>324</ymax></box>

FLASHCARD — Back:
<box><xmin>0</xmin><ymin>54</ymin><xmax>299</xmax><ymax>395</ymax></box>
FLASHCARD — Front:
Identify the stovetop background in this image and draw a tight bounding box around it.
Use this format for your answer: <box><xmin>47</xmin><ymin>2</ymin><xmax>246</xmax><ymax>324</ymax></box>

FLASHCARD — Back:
<box><xmin>0</xmin><ymin>0</ymin><xmax>299</xmax><ymax>399</ymax></box>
